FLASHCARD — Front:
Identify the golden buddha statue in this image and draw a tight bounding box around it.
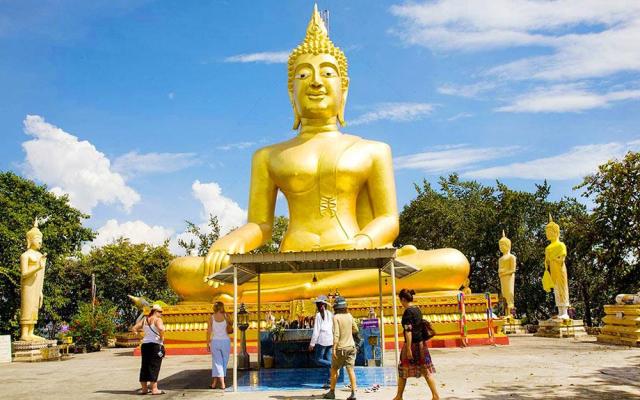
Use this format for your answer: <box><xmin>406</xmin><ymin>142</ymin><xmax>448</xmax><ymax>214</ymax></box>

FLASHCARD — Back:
<box><xmin>167</xmin><ymin>5</ymin><xmax>470</xmax><ymax>303</ymax></box>
<box><xmin>498</xmin><ymin>231</ymin><xmax>516</xmax><ymax>317</ymax></box>
<box><xmin>20</xmin><ymin>219</ymin><xmax>47</xmax><ymax>341</ymax></box>
<box><xmin>544</xmin><ymin>215</ymin><xmax>570</xmax><ymax>319</ymax></box>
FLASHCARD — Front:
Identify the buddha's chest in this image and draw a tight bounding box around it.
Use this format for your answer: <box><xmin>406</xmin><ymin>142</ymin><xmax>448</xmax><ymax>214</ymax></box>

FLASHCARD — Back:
<box><xmin>269</xmin><ymin>141</ymin><xmax>371</xmax><ymax>194</ymax></box>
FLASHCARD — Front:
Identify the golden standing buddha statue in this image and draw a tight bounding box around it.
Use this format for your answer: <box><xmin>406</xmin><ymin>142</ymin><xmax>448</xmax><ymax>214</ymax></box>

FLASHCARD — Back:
<box><xmin>544</xmin><ymin>215</ymin><xmax>570</xmax><ymax>319</ymax></box>
<box><xmin>498</xmin><ymin>231</ymin><xmax>516</xmax><ymax>317</ymax></box>
<box><xmin>20</xmin><ymin>219</ymin><xmax>47</xmax><ymax>341</ymax></box>
<box><xmin>167</xmin><ymin>5</ymin><xmax>470</xmax><ymax>303</ymax></box>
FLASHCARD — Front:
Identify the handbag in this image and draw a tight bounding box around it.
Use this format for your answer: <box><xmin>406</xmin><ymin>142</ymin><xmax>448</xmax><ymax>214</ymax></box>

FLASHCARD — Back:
<box><xmin>421</xmin><ymin>319</ymin><xmax>436</xmax><ymax>341</ymax></box>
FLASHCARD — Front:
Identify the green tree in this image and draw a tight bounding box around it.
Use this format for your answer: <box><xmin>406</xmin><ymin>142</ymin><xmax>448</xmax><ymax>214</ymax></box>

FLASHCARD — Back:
<box><xmin>177</xmin><ymin>214</ymin><xmax>221</xmax><ymax>256</ymax></box>
<box><xmin>75</xmin><ymin>239</ymin><xmax>177</xmax><ymax>328</ymax></box>
<box><xmin>253</xmin><ymin>216</ymin><xmax>289</xmax><ymax>253</ymax></box>
<box><xmin>576</xmin><ymin>151</ymin><xmax>640</xmax><ymax>319</ymax></box>
<box><xmin>0</xmin><ymin>172</ymin><xmax>94</xmax><ymax>338</ymax></box>
<box><xmin>396</xmin><ymin>174</ymin><xmax>592</xmax><ymax>323</ymax></box>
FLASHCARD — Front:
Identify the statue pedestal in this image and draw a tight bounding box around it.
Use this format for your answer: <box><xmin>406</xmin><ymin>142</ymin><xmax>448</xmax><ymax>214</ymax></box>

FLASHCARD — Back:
<box><xmin>12</xmin><ymin>340</ymin><xmax>58</xmax><ymax>362</ymax></box>
<box><xmin>535</xmin><ymin>319</ymin><xmax>587</xmax><ymax>338</ymax></box>
<box><xmin>597</xmin><ymin>304</ymin><xmax>640</xmax><ymax>347</ymax></box>
<box><xmin>501</xmin><ymin>318</ymin><xmax>527</xmax><ymax>335</ymax></box>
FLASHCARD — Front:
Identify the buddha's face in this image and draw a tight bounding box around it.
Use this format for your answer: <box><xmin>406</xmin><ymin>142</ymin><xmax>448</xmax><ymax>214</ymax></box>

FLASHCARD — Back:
<box><xmin>499</xmin><ymin>241</ymin><xmax>510</xmax><ymax>254</ymax></box>
<box><xmin>546</xmin><ymin>226</ymin><xmax>559</xmax><ymax>241</ymax></box>
<box><xmin>28</xmin><ymin>235</ymin><xmax>42</xmax><ymax>250</ymax></box>
<box><xmin>291</xmin><ymin>53</ymin><xmax>346</xmax><ymax>121</ymax></box>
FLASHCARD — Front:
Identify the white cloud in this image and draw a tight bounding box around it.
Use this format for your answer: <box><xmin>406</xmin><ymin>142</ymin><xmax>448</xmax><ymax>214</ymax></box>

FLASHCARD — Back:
<box><xmin>350</xmin><ymin>102</ymin><xmax>434</xmax><ymax>126</ymax></box>
<box><xmin>391</xmin><ymin>0</ymin><xmax>640</xmax><ymax>51</ymax></box>
<box><xmin>113</xmin><ymin>151</ymin><xmax>199</xmax><ymax>177</ymax></box>
<box><xmin>191</xmin><ymin>180</ymin><xmax>247</xmax><ymax>234</ymax></box>
<box><xmin>169</xmin><ymin>180</ymin><xmax>248</xmax><ymax>256</ymax></box>
<box><xmin>391</xmin><ymin>0</ymin><xmax>640</xmax><ymax>112</ymax></box>
<box><xmin>216</xmin><ymin>141</ymin><xmax>256</xmax><ymax>151</ymax></box>
<box><xmin>447</xmin><ymin>112</ymin><xmax>474</xmax><ymax>121</ymax></box>
<box><xmin>496</xmin><ymin>85</ymin><xmax>640</xmax><ymax>112</ymax></box>
<box><xmin>224</xmin><ymin>51</ymin><xmax>290</xmax><ymax>64</ymax></box>
<box><xmin>395</xmin><ymin>144</ymin><xmax>520</xmax><ymax>174</ymax></box>
<box><xmin>464</xmin><ymin>140</ymin><xmax>640</xmax><ymax>180</ymax></box>
<box><xmin>21</xmin><ymin>115</ymin><xmax>140</xmax><ymax>214</ymax></box>
<box><xmin>85</xmin><ymin>219</ymin><xmax>174</xmax><ymax>252</ymax></box>
<box><xmin>438</xmin><ymin>82</ymin><xmax>496</xmax><ymax>98</ymax></box>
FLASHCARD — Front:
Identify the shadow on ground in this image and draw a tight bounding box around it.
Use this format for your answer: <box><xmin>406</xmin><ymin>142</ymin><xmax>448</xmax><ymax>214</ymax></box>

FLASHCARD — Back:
<box><xmin>447</xmin><ymin>354</ymin><xmax>640</xmax><ymax>399</ymax></box>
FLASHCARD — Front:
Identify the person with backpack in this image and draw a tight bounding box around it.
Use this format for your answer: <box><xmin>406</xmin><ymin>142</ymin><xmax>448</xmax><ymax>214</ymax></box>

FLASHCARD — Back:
<box><xmin>393</xmin><ymin>289</ymin><xmax>439</xmax><ymax>400</ymax></box>
<box><xmin>131</xmin><ymin>304</ymin><xmax>166</xmax><ymax>395</ymax></box>
<box><xmin>323</xmin><ymin>296</ymin><xmax>358</xmax><ymax>400</ymax></box>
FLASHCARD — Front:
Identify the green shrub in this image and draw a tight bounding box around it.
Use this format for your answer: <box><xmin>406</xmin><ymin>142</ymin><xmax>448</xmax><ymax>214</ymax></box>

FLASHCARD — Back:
<box><xmin>69</xmin><ymin>301</ymin><xmax>117</xmax><ymax>351</ymax></box>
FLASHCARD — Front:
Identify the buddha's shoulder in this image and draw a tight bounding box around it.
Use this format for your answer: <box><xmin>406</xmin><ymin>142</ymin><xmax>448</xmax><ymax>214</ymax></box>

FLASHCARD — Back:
<box><xmin>343</xmin><ymin>134</ymin><xmax>392</xmax><ymax>155</ymax></box>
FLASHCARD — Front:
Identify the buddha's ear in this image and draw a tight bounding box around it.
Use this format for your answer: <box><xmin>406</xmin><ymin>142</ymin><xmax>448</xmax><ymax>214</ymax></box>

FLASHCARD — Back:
<box><xmin>338</xmin><ymin>78</ymin><xmax>349</xmax><ymax>127</ymax></box>
<box><xmin>289</xmin><ymin>91</ymin><xmax>301</xmax><ymax>130</ymax></box>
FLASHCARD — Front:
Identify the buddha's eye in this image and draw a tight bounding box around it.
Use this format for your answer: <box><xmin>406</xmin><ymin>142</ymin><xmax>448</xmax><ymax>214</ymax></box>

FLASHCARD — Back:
<box><xmin>321</xmin><ymin>67</ymin><xmax>338</xmax><ymax>78</ymax></box>
<box><xmin>295</xmin><ymin>68</ymin><xmax>311</xmax><ymax>79</ymax></box>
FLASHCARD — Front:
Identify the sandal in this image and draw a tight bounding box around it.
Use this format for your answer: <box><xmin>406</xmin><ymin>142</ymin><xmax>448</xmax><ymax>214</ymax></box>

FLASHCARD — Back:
<box><xmin>136</xmin><ymin>389</ymin><xmax>149</xmax><ymax>395</ymax></box>
<box><xmin>149</xmin><ymin>390</ymin><xmax>166</xmax><ymax>395</ymax></box>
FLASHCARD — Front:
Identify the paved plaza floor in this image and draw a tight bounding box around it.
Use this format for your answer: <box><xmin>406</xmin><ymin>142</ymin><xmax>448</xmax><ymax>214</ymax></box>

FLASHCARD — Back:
<box><xmin>1</xmin><ymin>336</ymin><xmax>639</xmax><ymax>399</ymax></box>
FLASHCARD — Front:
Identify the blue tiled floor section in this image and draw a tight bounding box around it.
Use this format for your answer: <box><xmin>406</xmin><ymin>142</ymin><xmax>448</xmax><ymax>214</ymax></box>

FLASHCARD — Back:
<box><xmin>235</xmin><ymin>367</ymin><xmax>397</xmax><ymax>392</ymax></box>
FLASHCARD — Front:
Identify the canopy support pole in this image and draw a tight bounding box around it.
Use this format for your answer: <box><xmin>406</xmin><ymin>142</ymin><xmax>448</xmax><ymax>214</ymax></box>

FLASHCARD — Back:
<box><xmin>233</xmin><ymin>266</ymin><xmax>238</xmax><ymax>393</ymax></box>
<box><xmin>257</xmin><ymin>273</ymin><xmax>261</xmax><ymax>370</ymax></box>
<box><xmin>378</xmin><ymin>267</ymin><xmax>385</xmax><ymax>366</ymax></box>
<box><xmin>390</xmin><ymin>260</ymin><xmax>400</xmax><ymax>368</ymax></box>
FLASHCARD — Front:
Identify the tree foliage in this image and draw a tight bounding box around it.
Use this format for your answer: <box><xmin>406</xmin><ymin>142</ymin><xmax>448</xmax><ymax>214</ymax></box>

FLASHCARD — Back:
<box><xmin>0</xmin><ymin>172</ymin><xmax>94</xmax><ymax>337</ymax></box>
<box><xmin>396</xmin><ymin>174</ymin><xmax>591</xmax><ymax>323</ymax></box>
<box><xmin>74</xmin><ymin>239</ymin><xmax>177</xmax><ymax>328</ymax></box>
<box><xmin>253</xmin><ymin>216</ymin><xmax>289</xmax><ymax>254</ymax></box>
<box><xmin>177</xmin><ymin>214</ymin><xmax>221</xmax><ymax>256</ymax></box>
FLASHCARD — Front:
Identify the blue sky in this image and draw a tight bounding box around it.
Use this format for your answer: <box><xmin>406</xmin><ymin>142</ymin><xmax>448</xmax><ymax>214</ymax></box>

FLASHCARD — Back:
<box><xmin>1</xmin><ymin>1</ymin><xmax>639</xmax><ymax>251</ymax></box>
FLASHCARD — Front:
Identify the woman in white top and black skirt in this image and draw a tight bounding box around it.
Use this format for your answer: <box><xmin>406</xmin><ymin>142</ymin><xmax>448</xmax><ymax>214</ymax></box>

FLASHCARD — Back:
<box><xmin>132</xmin><ymin>304</ymin><xmax>166</xmax><ymax>395</ymax></box>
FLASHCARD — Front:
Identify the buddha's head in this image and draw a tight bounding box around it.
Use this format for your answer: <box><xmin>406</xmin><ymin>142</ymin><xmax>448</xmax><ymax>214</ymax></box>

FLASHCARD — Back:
<box><xmin>26</xmin><ymin>219</ymin><xmax>43</xmax><ymax>250</ymax></box>
<box><xmin>498</xmin><ymin>230</ymin><xmax>511</xmax><ymax>254</ymax></box>
<box><xmin>288</xmin><ymin>5</ymin><xmax>349</xmax><ymax>129</ymax></box>
<box><xmin>545</xmin><ymin>214</ymin><xmax>560</xmax><ymax>241</ymax></box>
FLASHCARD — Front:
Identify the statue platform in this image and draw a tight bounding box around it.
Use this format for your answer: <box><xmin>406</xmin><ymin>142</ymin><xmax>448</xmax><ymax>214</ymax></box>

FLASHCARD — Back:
<box><xmin>597</xmin><ymin>304</ymin><xmax>640</xmax><ymax>347</ymax></box>
<box><xmin>12</xmin><ymin>339</ymin><xmax>59</xmax><ymax>362</ymax></box>
<box><xmin>133</xmin><ymin>292</ymin><xmax>508</xmax><ymax>355</ymax></box>
<box><xmin>502</xmin><ymin>318</ymin><xmax>527</xmax><ymax>335</ymax></box>
<box><xmin>535</xmin><ymin>319</ymin><xmax>587</xmax><ymax>339</ymax></box>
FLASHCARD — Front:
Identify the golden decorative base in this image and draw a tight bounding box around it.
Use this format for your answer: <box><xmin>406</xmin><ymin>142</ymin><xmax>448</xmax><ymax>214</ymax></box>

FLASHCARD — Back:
<box><xmin>535</xmin><ymin>319</ymin><xmax>587</xmax><ymax>338</ymax></box>
<box><xmin>597</xmin><ymin>304</ymin><xmax>640</xmax><ymax>347</ymax></box>
<box><xmin>12</xmin><ymin>340</ymin><xmax>59</xmax><ymax>362</ymax></box>
<box><xmin>142</xmin><ymin>292</ymin><xmax>507</xmax><ymax>354</ymax></box>
<box><xmin>501</xmin><ymin>318</ymin><xmax>527</xmax><ymax>335</ymax></box>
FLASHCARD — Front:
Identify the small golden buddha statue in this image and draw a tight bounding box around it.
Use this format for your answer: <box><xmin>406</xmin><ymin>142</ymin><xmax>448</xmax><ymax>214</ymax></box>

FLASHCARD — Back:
<box><xmin>544</xmin><ymin>215</ymin><xmax>570</xmax><ymax>319</ymax></box>
<box><xmin>167</xmin><ymin>5</ymin><xmax>470</xmax><ymax>303</ymax></box>
<box><xmin>498</xmin><ymin>231</ymin><xmax>516</xmax><ymax>317</ymax></box>
<box><xmin>20</xmin><ymin>219</ymin><xmax>47</xmax><ymax>341</ymax></box>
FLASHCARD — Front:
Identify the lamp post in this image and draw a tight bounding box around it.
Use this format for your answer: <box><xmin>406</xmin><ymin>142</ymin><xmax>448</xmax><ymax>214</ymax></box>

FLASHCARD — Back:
<box><xmin>237</xmin><ymin>303</ymin><xmax>250</xmax><ymax>370</ymax></box>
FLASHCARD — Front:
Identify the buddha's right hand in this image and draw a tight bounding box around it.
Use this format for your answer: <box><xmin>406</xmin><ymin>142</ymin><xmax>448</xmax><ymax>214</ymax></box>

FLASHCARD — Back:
<box><xmin>203</xmin><ymin>249</ymin><xmax>231</xmax><ymax>286</ymax></box>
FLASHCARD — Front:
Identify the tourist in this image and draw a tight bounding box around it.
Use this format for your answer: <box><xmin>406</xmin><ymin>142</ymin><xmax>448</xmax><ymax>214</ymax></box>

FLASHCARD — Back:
<box><xmin>393</xmin><ymin>289</ymin><xmax>439</xmax><ymax>400</ymax></box>
<box><xmin>207</xmin><ymin>301</ymin><xmax>233</xmax><ymax>390</ymax></box>
<box><xmin>309</xmin><ymin>295</ymin><xmax>333</xmax><ymax>388</ymax></box>
<box><xmin>323</xmin><ymin>296</ymin><xmax>358</xmax><ymax>400</ymax></box>
<box><xmin>131</xmin><ymin>303</ymin><xmax>166</xmax><ymax>395</ymax></box>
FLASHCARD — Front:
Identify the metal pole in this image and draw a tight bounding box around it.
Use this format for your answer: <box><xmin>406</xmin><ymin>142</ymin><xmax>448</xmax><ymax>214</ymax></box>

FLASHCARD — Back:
<box><xmin>390</xmin><ymin>260</ymin><xmax>400</xmax><ymax>367</ymax></box>
<box><xmin>378</xmin><ymin>267</ymin><xmax>385</xmax><ymax>366</ymax></box>
<box><xmin>257</xmin><ymin>273</ymin><xmax>261</xmax><ymax>370</ymax></box>
<box><xmin>233</xmin><ymin>266</ymin><xmax>238</xmax><ymax>392</ymax></box>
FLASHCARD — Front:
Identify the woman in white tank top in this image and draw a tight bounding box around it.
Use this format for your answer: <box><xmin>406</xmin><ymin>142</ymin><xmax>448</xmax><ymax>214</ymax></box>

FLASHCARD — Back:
<box><xmin>207</xmin><ymin>301</ymin><xmax>233</xmax><ymax>390</ymax></box>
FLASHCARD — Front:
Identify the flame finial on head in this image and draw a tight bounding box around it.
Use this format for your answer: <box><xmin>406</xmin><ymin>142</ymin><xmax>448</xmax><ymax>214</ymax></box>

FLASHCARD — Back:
<box><xmin>26</xmin><ymin>217</ymin><xmax>42</xmax><ymax>242</ymax></box>
<box><xmin>499</xmin><ymin>229</ymin><xmax>511</xmax><ymax>248</ymax></box>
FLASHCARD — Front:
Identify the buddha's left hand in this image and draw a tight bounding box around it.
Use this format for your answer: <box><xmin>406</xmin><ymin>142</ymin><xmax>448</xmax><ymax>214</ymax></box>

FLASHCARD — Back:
<box><xmin>353</xmin><ymin>234</ymin><xmax>373</xmax><ymax>249</ymax></box>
